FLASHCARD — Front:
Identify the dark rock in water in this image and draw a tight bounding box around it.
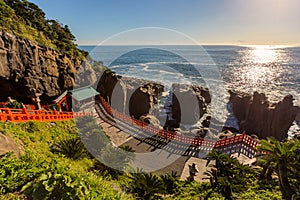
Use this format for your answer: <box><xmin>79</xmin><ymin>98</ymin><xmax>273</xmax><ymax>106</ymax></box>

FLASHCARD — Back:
<box><xmin>97</xmin><ymin>72</ymin><xmax>164</xmax><ymax>119</ymax></box>
<box><xmin>97</xmin><ymin>70</ymin><xmax>124</xmax><ymax>112</ymax></box>
<box><xmin>222</xmin><ymin>126</ymin><xmax>239</xmax><ymax>134</ymax></box>
<box><xmin>139</xmin><ymin>114</ymin><xmax>161</xmax><ymax>128</ymax></box>
<box><xmin>229</xmin><ymin>90</ymin><xmax>300</xmax><ymax>141</ymax></box>
<box><xmin>201</xmin><ymin>116</ymin><xmax>211</xmax><ymax>128</ymax></box>
<box><xmin>0</xmin><ymin>31</ymin><xmax>97</xmax><ymax>103</ymax></box>
<box><xmin>296</xmin><ymin>113</ymin><xmax>300</xmax><ymax>124</ymax></box>
<box><xmin>129</xmin><ymin>83</ymin><xmax>163</xmax><ymax>118</ymax></box>
<box><xmin>219</xmin><ymin>130</ymin><xmax>234</xmax><ymax>139</ymax></box>
<box><xmin>168</xmin><ymin>84</ymin><xmax>211</xmax><ymax>128</ymax></box>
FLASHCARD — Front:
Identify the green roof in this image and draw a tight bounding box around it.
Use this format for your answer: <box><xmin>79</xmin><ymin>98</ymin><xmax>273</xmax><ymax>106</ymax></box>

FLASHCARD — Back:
<box><xmin>71</xmin><ymin>86</ymin><xmax>99</xmax><ymax>101</ymax></box>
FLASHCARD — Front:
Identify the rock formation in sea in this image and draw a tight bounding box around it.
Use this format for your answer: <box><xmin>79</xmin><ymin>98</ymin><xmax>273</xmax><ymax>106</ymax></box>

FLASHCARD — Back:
<box><xmin>97</xmin><ymin>71</ymin><xmax>164</xmax><ymax>120</ymax></box>
<box><xmin>229</xmin><ymin>90</ymin><xmax>300</xmax><ymax>141</ymax></box>
<box><xmin>165</xmin><ymin>84</ymin><xmax>211</xmax><ymax>129</ymax></box>
<box><xmin>0</xmin><ymin>31</ymin><xmax>97</xmax><ymax>103</ymax></box>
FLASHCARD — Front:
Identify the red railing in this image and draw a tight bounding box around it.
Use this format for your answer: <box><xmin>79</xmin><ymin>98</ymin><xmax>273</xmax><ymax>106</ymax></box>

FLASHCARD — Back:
<box><xmin>0</xmin><ymin>107</ymin><xmax>91</xmax><ymax>122</ymax></box>
<box><xmin>98</xmin><ymin>96</ymin><xmax>259</xmax><ymax>149</ymax></box>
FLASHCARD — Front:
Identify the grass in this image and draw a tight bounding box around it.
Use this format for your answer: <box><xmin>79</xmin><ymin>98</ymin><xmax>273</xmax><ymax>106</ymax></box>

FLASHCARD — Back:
<box><xmin>0</xmin><ymin>120</ymin><xmax>134</xmax><ymax>199</ymax></box>
<box><xmin>0</xmin><ymin>120</ymin><xmax>284</xmax><ymax>199</ymax></box>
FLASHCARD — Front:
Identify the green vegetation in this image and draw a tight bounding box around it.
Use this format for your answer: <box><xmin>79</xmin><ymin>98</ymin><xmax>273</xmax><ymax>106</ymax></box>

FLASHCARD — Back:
<box><xmin>51</xmin><ymin>137</ymin><xmax>88</xmax><ymax>160</ymax></box>
<box><xmin>5</xmin><ymin>100</ymin><xmax>22</xmax><ymax>109</ymax></box>
<box><xmin>257</xmin><ymin>137</ymin><xmax>300</xmax><ymax>200</ymax></box>
<box><xmin>0</xmin><ymin>118</ymin><xmax>299</xmax><ymax>199</ymax></box>
<box><xmin>0</xmin><ymin>119</ymin><xmax>134</xmax><ymax>200</ymax></box>
<box><xmin>0</xmin><ymin>0</ymin><xmax>86</xmax><ymax>57</ymax></box>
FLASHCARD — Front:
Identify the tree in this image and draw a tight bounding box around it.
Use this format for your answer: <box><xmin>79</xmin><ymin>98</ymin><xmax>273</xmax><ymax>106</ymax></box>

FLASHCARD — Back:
<box><xmin>204</xmin><ymin>151</ymin><xmax>253</xmax><ymax>200</ymax></box>
<box><xmin>160</xmin><ymin>171</ymin><xmax>180</xmax><ymax>194</ymax></box>
<box><xmin>126</xmin><ymin>171</ymin><xmax>165</xmax><ymax>200</ymax></box>
<box><xmin>257</xmin><ymin>137</ymin><xmax>299</xmax><ymax>200</ymax></box>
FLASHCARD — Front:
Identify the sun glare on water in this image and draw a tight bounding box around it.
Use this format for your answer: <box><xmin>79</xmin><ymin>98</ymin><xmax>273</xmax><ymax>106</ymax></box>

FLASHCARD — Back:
<box><xmin>251</xmin><ymin>46</ymin><xmax>278</xmax><ymax>64</ymax></box>
<box><xmin>229</xmin><ymin>45</ymin><xmax>287</xmax><ymax>99</ymax></box>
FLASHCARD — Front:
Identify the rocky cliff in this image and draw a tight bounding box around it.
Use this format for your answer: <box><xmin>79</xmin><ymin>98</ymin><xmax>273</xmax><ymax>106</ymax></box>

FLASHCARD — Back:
<box><xmin>166</xmin><ymin>84</ymin><xmax>211</xmax><ymax>129</ymax></box>
<box><xmin>97</xmin><ymin>71</ymin><xmax>164</xmax><ymax>119</ymax></box>
<box><xmin>229</xmin><ymin>91</ymin><xmax>300</xmax><ymax>141</ymax></box>
<box><xmin>0</xmin><ymin>31</ymin><xmax>97</xmax><ymax>103</ymax></box>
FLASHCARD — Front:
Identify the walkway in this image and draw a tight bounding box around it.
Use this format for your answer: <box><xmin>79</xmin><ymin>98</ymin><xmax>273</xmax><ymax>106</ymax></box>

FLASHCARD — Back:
<box><xmin>96</xmin><ymin>96</ymin><xmax>259</xmax><ymax>158</ymax></box>
<box><xmin>94</xmin><ymin>99</ymin><xmax>259</xmax><ymax>181</ymax></box>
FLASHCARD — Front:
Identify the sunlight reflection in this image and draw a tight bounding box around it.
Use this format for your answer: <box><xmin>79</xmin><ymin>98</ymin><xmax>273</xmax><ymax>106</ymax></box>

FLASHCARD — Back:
<box><xmin>251</xmin><ymin>46</ymin><xmax>278</xmax><ymax>63</ymax></box>
<box><xmin>227</xmin><ymin>45</ymin><xmax>287</xmax><ymax>100</ymax></box>
<box><xmin>239</xmin><ymin>66</ymin><xmax>275</xmax><ymax>89</ymax></box>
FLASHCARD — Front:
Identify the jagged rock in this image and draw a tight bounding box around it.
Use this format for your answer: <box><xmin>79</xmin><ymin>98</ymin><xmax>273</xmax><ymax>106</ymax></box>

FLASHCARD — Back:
<box><xmin>222</xmin><ymin>126</ymin><xmax>239</xmax><ymax>134</ymax></box>
<box><xmin>129</xmin><ymin>83</ymin><xmax>164</xmax><ymax>119</ymax></box>
<box><xmin>0</xmin><ymin>132</ymin><xmax>23</xmax><ymax>157</ymax></box>
<box><xmin>97</xmin><ymin>72</ymin><xmax>164</xmax><ymax>119</ymax></box>
<box><xmin>97</xmin><ymin>71</ymin><xmax>121</xmax><ymax>102</ymax></box>
<box><xmin>296</xmin><ymin>113</ymin><xmax>300</xmax><ymax>124</ymax></box>
<box><xmin>229</xmin><ymin>90</ymin><xmax>300</xmax><ymax>141</ymax></box>
<box><xmin>219</xmin><ymin>130</ymin><xmax>234</xmax><ymax>139</ymax></box>
<box><xmin>140</xmin><ymin>114</ymin><xmax>161</xmax><ymax>128</ymax></box>
<box><xmin>0</xmin><ymin>31</ymin><xmax>97</xmax><ymax>103</ymax></box>
<box><xmin>169</xmin><ymin>84</ymin><xmax>211</xmax><ymax>127</ymax></box>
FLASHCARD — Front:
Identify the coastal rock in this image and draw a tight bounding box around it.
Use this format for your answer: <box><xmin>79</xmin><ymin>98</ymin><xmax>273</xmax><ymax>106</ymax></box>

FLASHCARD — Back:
<box><xmin>296</xmin><ymin>113</ymin><xmax>300</xmax><ymax>124</ymax></box>
<box><xmin>169</xmin><ymin>84</ymin><xmax>211</xmax><ymax>127</ymax></box>
<box><xmin>229</xmin><ymin>90</ymin><xmax>300</xmax><ymax>141</ymax></box>
<box><xmin>97</xmin><ymin>72</ymin><xmax>164</xmax><ymax>119</ymax></box>
<box><xmin>97</xmin><ymin>70</ymin><xmax>127</xmax><ymax>113</ymax></box>
<box><xmin>0</xmin><ymin>31</ymin><xmax>97</xmax><ymax>103</ymax></box>
<box><xmin>129</xmin><ymin>83</ymin><xmax>163</xmax><ymax>119</ymax></box>
<box><xmin>140</xmin><ymin>114</ymin><xmax>161</xmax><ymax>128</ymax></box>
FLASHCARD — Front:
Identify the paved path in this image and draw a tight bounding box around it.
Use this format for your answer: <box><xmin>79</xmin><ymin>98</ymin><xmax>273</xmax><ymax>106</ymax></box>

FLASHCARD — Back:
<box><xmin>93</xmin><ymin>102</ymin><xmax>255</xmax><ymax>181</ymax></box>
<box><xmin>93</xmin><ymin>103</ymin><xmax>214</xmax><ymax>181</ymax></box>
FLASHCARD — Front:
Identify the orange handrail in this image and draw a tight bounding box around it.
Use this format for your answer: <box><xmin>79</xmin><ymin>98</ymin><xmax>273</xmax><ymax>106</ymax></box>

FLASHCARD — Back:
<box><xmin>98</xmin><ymin>95</ymin><xmax>259</xmax><ymax>150</ymax></box>
<box><xmin>0</xmin><ymin>107</ymin><xmax>92</xmax><ymax>123</ymax></box>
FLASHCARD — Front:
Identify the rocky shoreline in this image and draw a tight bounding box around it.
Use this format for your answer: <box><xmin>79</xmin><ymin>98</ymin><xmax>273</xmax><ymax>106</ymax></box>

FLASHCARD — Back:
<box><xmin>1</xmin><ymin>29</ymin><xmax>299</xmax><ymax>141</ymax></box>
<box><xmin>229</xmin><ymin>90</ymin><xmax>300</xmax><ymax>141</ymax></box>
<box><xmin>97</xmin><ymin>71</ymin><xmax>300</xmax><ymax>141</ymax></box>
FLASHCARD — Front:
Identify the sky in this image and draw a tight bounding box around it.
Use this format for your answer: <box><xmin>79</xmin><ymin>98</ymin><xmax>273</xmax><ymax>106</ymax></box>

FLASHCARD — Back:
<box><xmin>30</xmin><ymin>0</ymin><xmax>300</xmax><ymax>46</ymax></box>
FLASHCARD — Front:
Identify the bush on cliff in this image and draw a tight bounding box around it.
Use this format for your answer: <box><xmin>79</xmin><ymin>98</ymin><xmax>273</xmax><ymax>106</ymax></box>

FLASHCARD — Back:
<box><xmin>0</xmin><ymin>0</ymin><xmax>85</xmax><ymax>57</ymax></box>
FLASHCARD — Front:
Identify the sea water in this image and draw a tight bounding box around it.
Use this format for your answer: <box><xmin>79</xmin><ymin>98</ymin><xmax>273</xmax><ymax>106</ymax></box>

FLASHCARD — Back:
<box><xmin>79</xmin><ymin>45</ymin><xmax>300</xmax><ymax>134</ymax></box>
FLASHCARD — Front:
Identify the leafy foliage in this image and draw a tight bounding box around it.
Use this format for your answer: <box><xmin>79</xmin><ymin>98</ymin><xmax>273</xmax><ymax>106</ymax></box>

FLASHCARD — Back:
<box><xmin>0</xmin><ymin>0</ymin><xmax>85</xmax><ymax>56</ymax></box>
<box><xmin>52</xmin><ymin>137</ymin><xmax>88</xmax><ymax>160</ymax></box>
<box><xmin>0</xmin><ymin>120</ymin><xmax>134</xmax><ymax>200</ymax></box>
<box><xmin>204</xmin><ymin>151</ymin><xmax>255</xmax><ymax>200</ymax></box>
<box><xmin>76</xmin><ymin>116</ymin><xmax>135</xmax><ymax>178</ymax></box>
<box><xmin>21</xmin><ymin>163</ymin><xmax>89</xmax><ymax>200</ymax></box>
<box><xmin>256</xmin><ymin>137</ymin><xmax>300</xmax><ymax>200</ymax></box>
<box><xmin>0</xmin><ymin>152</ymin><xmax>43</xmax><ymax>195</ymax></box>
<box><xmin>125</xmin><ymin>171</ymin><xmax>165</xmax><ymax>200</ymax></box>
<box><xmin>5</xmin><ymin>100</ymin><xmax>22</xmax><ymax>109</ymax></box>
<box><xmin>160</xmin><ymin>171</ymin><xmax>180</xmax><ymax>194</ymax></box>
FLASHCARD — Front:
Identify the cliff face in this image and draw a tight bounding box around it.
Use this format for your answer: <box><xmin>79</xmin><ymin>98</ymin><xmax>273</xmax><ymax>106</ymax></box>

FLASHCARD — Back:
<box><xmin>97</xmin><ymin>72</ymin><xmax>164</xmax><ymax>119</ymax></box>
<box><xmin>0</xmin><ymin>31</ymin><xmax>96</xmax><ymax>103</ymax></box>
<box><xmin>167</xmin><ymin>84</ymin><xmax>211</xmax><ymax>128</ymax></box>
<box><xmin>229</xmin><ymin>91</ymin><xmax>300</xmax><ymax>141</ymax></box>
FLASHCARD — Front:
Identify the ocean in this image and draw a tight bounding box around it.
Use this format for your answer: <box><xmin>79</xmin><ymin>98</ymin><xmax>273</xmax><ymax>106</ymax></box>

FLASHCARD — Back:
<box><xmin>79</xmin><ymin>45</ymin><xmax>300</xmax><ymax>133</ymax></box>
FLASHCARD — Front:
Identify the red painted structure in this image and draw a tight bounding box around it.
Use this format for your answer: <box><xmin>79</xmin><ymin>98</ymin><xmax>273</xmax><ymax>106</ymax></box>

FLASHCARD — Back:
<box><xmin>98</xmin><ymin>96</ymin><xmax>259</xmax><ymax>150</ymax></box>
<box><xmin>0</xmin><ymin>107</ymin><xmax>91</xmax><ymax>122</ymax></box>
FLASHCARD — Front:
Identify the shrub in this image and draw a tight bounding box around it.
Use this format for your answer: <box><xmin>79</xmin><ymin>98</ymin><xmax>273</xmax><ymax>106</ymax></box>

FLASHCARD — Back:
<box><xmin>5</xmin><ymin>101</ymin><xmax>22</xmax><ymax>109</ymax></box>
<box><xmin>160</xmin><ymin>171</ymin><xmax>180</xmax><ymax>194</ymax></box>
<box><xmin>126</xmin><ymin>171</ymin><xmax>165</xmax><ymax>200</ymax></box>
<box><xmin>52</xmin><ymin>137</ymin><xmax>87</xmax><ymax>160</ymax></box>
